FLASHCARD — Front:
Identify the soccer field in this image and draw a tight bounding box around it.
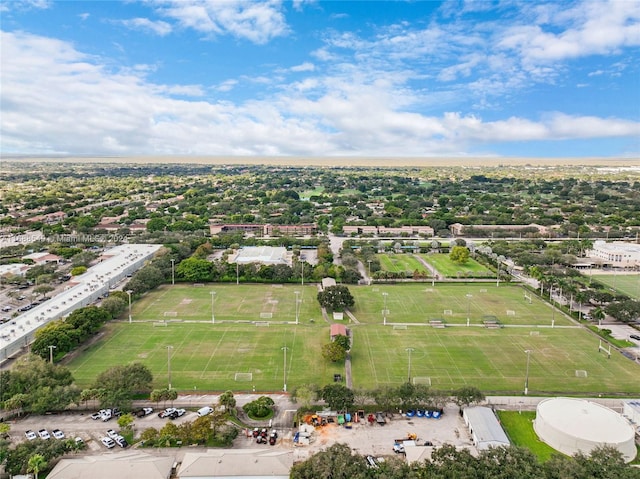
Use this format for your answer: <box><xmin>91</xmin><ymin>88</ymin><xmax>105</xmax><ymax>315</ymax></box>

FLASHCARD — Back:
<box><xmin>66</xmin><ymin>283</ymin><xmax>640</xmax><ymax>394</ymax></box>
<box><xmin>592</xmin><ymin>273</ymin><xmax>640</xmax><ymax>300</ymax></box>
<box><xmin>349</xmin><ymin>283</ymin><xmax>569</xmax><ymax>326</ymax></box>
<box><xmin>421</xmin><ymin>254</ymin><xmax>493</xmax><ymax>277</ymax></box>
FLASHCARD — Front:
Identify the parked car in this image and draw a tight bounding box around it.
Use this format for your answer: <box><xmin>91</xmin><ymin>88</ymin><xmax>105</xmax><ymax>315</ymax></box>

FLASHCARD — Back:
<box><xmin>24</xmin><ymin>430</ymin><xmax>37</xmax><ymax>441</ymax></box>
<box><xmin>135</xmin><ymin>407</ymin><xmax>154</xmax><ymax>417</ymax></box>
<box><xmin>630</xmin><ymin>334</ymin><xmax>640</xmax><ymax>341</ymax></box>
<box><xmin>114</xmin><ymin>435</ymin><xmax>128</xmax><ymax>448</ymax></box>
<box><xmin>197</xmin><ymin>406</ymin><xmax>214</xmax><ymax>417</ymax></box>
<box><xmin>101</xmin><ymin>437</ymin><xmax>116</xmax><ymax>449</ymax></box>
<box><xmin>158</xmin><ymin>407</ymin><xmax>176</xmax><ymax>418</ymax></box>
<box><xmin>74</xmin><ymin>437</ymin><xmax>85</xmax><ymax>446</ymax></box>
<box><xmin>106</xmin><ymin>429</ymin><xmax>119</xmax><ymax>440</ymax></box>
<box><xmin>52</xmin><ymin>429</ymin><xmax>65</xmax><ymax>439</ymax></box>
<box><xmin>91</xmin><ymin>411</ymin><xmax>103</xmax><ymax>420</ymax></box>
<box><xmin>168</xmin><ymin>408</ymin><xmax>186</xmax><ymax>419</ymax></box>
<box><xmin>38</xmin><ymin>429</ymin><xmax>51</xmax><ymax>440</ymax></box>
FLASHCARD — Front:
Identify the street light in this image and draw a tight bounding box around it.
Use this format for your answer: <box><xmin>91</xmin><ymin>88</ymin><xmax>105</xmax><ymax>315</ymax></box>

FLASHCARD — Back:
<box><xmin>167</xmin><ymin>345</ymin><xmax>173</xmax><ymax>390</ymax></box>
<box><xmin>382</xmin><ymin>292</ymin><xmax>388</xmax><ymax>326</ymax></box>
<box><xmin>367</xmin><ymin>260</ymin><xmax>372</xmax><ymax>278</ymax></box>
<box><xmin>524</xmin><ymin>349</ymin><xmax>532</xmax><ymax>395</ymax></box>
<box><xmin>281</xmin><ymin>346</ymin><xmax>289</xmax><ymax>392</ymax></box>
<box><xmin>210</xmin><ymin>291</ymin><xmax>216</xmax><ymax>324</ymax></box>
<box><xmin>294</xmin><ymin>290</ymin><xmax>300</xmax><ymax>325</ymax></box>
<box><xmin>466</xmin><ymin>293</ymin><xmax>473</xmax><ymax>326</ymax></box>
<box><xmin>48</xmin><ymin>345</ymin><xmax>56</xmax><ymax>364</ymax></box>
<box><xmin>406</xmin><ymin>347</ymin><xmax>415</xmax><ymax>383</ymax></box>
<box><xmin>126</xmin><ymin>290</ymin><xmax>133</xmax><ymax>323</ymax></box>
<box><xmin>170</xmin><ymin>259</ymin><xmax>175</xmax><ymax>285</ymax></box>
<box><xmin>301</xmin><ymin>261</ymin><xmax>304</xmax><ymax>286</ymax></box>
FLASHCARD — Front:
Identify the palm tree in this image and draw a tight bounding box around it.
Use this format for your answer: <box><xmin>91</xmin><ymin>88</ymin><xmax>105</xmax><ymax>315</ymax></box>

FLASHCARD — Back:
<box><xmin>27</xmin><ymin>454</ymin><xmax>47</xmax><ymax>479</ymax></box>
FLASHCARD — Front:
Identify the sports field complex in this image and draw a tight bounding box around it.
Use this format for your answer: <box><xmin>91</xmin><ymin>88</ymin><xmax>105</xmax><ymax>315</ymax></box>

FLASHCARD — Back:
<box><xmin>66</xmin><ymin>283</ymin><xmax>640</xmax><ymax>395</ymax></box>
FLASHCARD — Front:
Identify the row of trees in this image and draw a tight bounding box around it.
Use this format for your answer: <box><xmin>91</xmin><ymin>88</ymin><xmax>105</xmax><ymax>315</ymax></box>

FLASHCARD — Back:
<box><xmin>0</xmin><ymin>355</ymin><xmax>154</xmax><ymax>415</ymax></box>
<box><xmin>294</xmin><ymin>383</ymin><xmax>484</xmax><ymax>413</ymax></box>
<box><xmin>290</xmin><ymin>443</ymin><xmax>638</xmax><ymax>479</ymax></box>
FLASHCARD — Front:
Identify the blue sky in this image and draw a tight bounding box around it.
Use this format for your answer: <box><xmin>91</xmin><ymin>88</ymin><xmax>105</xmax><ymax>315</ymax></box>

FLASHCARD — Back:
<box><xmin>1</xmin><ymin>0</ymin><xmax>639</xmax><ymax>158</ymax></box>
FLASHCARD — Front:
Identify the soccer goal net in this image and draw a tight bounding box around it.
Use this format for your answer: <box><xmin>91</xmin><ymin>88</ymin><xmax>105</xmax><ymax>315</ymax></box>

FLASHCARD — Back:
<box><xmin>234</xmin><ymin>372</ymin><xmax>253</xmax><ymax>382</ymax></box>
<box><xmin>412</xmin><ymin>377</ymin><xmax>431</xmax><ymax>386</ymax></box>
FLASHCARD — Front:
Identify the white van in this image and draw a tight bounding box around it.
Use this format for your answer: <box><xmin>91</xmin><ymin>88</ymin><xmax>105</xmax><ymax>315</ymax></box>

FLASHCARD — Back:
<box><xmin>197</xmin><ymin>406</ymin><xmax>214</xmax><ymax>417</ymax></box>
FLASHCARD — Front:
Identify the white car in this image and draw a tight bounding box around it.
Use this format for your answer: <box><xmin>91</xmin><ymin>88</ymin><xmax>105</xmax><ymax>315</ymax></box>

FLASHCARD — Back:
<box><xmin>197</xmin><ymin>406</ymin><xmax>214</xmax><ymax>417</ymax></box>
<box><xmin>24</xmin><ymin>430</ymin><xmax>37</xmax><ymax>441</ymax></box>
<box><xmin>101</xmin><ymin>437</ymin><xmax>116</xmax><ymax>449</ymax></box>
<box><xmin>38</xmin><ymin>429</ymin><xmax>51</xmax><ymax>440</ymax></box>
<box><xmin>52</xmin><ymin>429</ymin><xmax>65</xmax><ymax>439</ymax></box>
<box><xmin>106</xmin><ymin>429</ymin><xmax>119</xmax><ymax>440</ymax></box>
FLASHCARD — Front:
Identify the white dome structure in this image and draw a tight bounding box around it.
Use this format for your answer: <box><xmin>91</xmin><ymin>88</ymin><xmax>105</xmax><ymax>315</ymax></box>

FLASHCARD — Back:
<box><xmin>534</xmin><ymin>398</ymin><xmax>636</xmax><ymax>462</ymax></box>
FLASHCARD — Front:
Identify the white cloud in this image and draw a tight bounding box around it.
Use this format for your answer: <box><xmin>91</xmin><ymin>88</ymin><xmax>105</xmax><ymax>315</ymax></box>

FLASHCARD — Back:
<box><xmin>1</xmin><ymin>30</ymin><xmax>638</xmax><ymax>157</ymax></box>
<box><xmin>119</xmin><ymin>18</ymin><xmax>172</xmax><ymax>36</ymax></box>
<box><xmin>498</xmin><ymin>0</ymin><xmax>640</xmax><ymax>66</ymax></box>
<box><xmin>152</xmin><ymin>0</ymin><xmax>289</xmax><ymax>44</ymax></box>
<box><xmin>290</xmin><ymin>62</ymin><xmax>315</xmax><ymax>72</ymax></box>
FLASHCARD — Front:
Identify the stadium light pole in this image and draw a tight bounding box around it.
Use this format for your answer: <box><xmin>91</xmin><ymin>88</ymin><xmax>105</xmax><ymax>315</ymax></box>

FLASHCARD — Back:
<box><xmin>210</xmin><ymin>291</ymin><xmax>216</xmax><ymax>324</ymax></box>
<box><xmin>382</xmin><ymin>292</ymin><xmax>388</xmax><ymax>326</ymax></box>
<box><xmin>167</xmin><ymin>345</ymin><xmax>173</xmax><ymax>390</ymax></box>
<box><xmin>466</xmin><ymin>293</ymin><xmax>473</xmax><ymax>326</ymax></box>
<box><xmin>48</xmin><ymin>345</ymin><xmax>56</xmax><ymax>364</ymax></box>
<box><xmin>281</xmin><ymin>346</ymin><xmax>289</xmax><ymax>392</ymax></box>
<box><xmin>406</xmin><ymin>347</ymin><xmax>415</xmax><ymax>383</ymax></box>
<box><xmin>126</xmin><ymin>290</ymin><xmax>133</xmax><ymax>323</ymax></box>
<box><xmin>367</xmin><ymin>260</ymin><xmax>372</xmax><ymax>278</ymax></box>
<box><xmin>524</xmin><ymin>349</ymin><xmax>532</xmax><ymax>395</ymax></box>
<box><xmin>170</xmin><ymin>259</ymin><xmax>175</xmax><ymax>285</ymax></box>
<box><xmin>301</xmin><ymin>261</ymin><xmax>304</xmax><ymax>286</ymax></box>
<box><xmin>294</xmin><ymin>290</ymin><xmax>300</xmax><ymax>325</ymax></box>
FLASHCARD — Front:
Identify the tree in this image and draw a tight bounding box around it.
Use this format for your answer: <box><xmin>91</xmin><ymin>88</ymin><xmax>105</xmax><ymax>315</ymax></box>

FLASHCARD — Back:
<box><xmin>321</xmin><ymin>384</ymin><xmax>354</xmax><ymax>411</ymax></box>
<box><xmin>291</xmin><ymin>384</ymin><xmax>318</xmax><ymax>409</ymax></box>
<box><xmin>219</xmin><ymin>390</ymin><xmax>236</xmax><ymax>411</ymax></box>
<box><xmin>27</xmin><ymin>454</ymin><xmax>47</xmax><ymax>479</ymax></box>
<box><xmin>450</xmin><ymin>245</ymin><xmax>470</xmax><ymax>264</ymax></box>
<box><xmin>317</xmin><ymin>285</ymin><xmax>355</xmax><ymax>312</ymax></box>
<box><xmin>321</xmin><ymin>342</ymin><xmax>348</xmax><ymax>362</ymax></box>
<box><xmin>605</xmin><ymin>300</ymin><xmax>640</xmax><ymax>323</ymax></box>
<box><xmin>93</xmin><ymin>363</ymin><xmax>153</xmax><ymax>408</ymax></box>
<box><xmin>243</xmin><ymin>396</ymin><xmax>275</xmax><ymax>418</ymax></box>
<box><xmin>117</xmin><ymin>413</ymin><xmax>135</xmax><ymax>432</ymax></box>
<box><xmin>176</xmin><ymin>257</ymin><xmax>212</xmax><ymax>282</ymax></box>
<box><xmin>453</xmin><ymin>386</ymin><xmax>485</xmax><ymax>409</ymax></box>
<box><xmin>333</xmin><ymin>334</ymin><xmax>351</xmax><ymax>351</ymax></box>
<box><xmin>290</xmin><ymin>443</ymin><xmax>370</xmax><ymax>479</ymax></box>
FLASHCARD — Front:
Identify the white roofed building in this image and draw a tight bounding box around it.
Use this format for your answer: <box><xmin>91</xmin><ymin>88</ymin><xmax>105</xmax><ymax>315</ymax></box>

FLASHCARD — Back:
<box><xmin>462</xmin><ymin>407</ymin><xmax>510</xmax><ymax>451</ymax></box>
<box><xmin>587</xmin><ymin>241</ymin><xmax>640</xmax><ymax>268</ymax></box>
<box><xmin>234</xmin><ymin>247</ymin><xmax>289</xmax><ymax>265</ymax></box>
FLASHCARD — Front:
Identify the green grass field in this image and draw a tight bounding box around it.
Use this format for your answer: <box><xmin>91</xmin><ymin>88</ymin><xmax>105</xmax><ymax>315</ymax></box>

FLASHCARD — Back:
<box><xmin>65</xmin><ymin>283</ymin><xmax>640</xmax><ymax>395</ymax></box>
<box><xmin>349</xmin><ymin>284</ymin><xmax>569</xmax><ymax>326</ymax></box>
<box><xmin>591</xmin><ymin>273</ymin><xmax>640</xmax><ymax>300</ymax></box>
<box><xmin>421</xmin><ymin>253</ymin><xmax>493</xmax><ymax>277</ymax></box>
<box><xmin>377</xmin><ymin>253</ymin><xmax>430</xmax><ymax>275</ymax></box>
<box><xmin>497</xmin><ymin>411</ymin><xmax>557</xmax><ymax>461</ymax></box>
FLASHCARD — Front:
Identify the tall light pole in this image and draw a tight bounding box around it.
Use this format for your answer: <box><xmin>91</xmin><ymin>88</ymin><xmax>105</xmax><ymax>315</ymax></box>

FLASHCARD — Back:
<box><xmin>382</xmin><ymin>292</ymin><xmax>388</xmax><ymax>326</ymax></box>
<box><xmin>294</xmin><ymin>290</ymin><xmax>300</xmax><ymax>325</ymax></box>
<box><xmin>210</xmin><ymin>291</ymin><xmax>216</xmax><ymax>324</ymax></box>
<box><xmin>167</xmin><ymin>345</ymin><xmax>173</xmax><ymax>390</ymax></box>
<box><xmin>301</xmin><ymin>261</ymin><xmax>304</xmax><ymax>286</ymax></box>
<box><xmin>48</xmin><ymin>345</ymin><xmax>56</xmax><ymax>364</ymax></box>
<box><xmin>126</xmin><ymin>290</ymin><xmax>133</xmax><ymax>323</ymax></box>
<box><xmin>466</xmin><ymin>293</ymin><xmax>473</xmax><ymax>326</ymax></box>
<box><xmin>524</xmin><ymin>349</ymin><xmax>532</xmax><ymax>395</ymax></box>
<box><xmin>170</xmin><ymin>259</ymin><xmax>175</xmax><ymax>285</ymax></box>
<box><xmin>281</xmin><ymin>346</ymin><xmax>289</xmax><ymax>392</ymax></box>
<box><xmin>406</xmin><ymin>347</ymin><xmax>415</xmax><ymax>383</ymax></box>
<box><xmin>367</xmin><ymin>260</ymin><xmax>372</xmax><ymax>278</ymax></box>
<box><xmin>496</xmin><ymin>263</ymin><xmax>501</xmax><ymax>287</ymax></box>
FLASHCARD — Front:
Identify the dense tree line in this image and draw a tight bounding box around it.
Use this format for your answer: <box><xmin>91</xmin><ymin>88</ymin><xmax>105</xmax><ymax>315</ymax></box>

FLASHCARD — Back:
<box><xmin>290</xmin><ymin>443</ymin><xmax>639</xmax><ymax>479</ymax></box>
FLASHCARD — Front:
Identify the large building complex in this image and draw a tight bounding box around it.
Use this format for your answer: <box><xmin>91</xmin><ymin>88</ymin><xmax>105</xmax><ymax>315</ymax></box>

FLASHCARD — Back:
<box><xmin>0</xmin><ymin>244</ymin><xmax>162</xmax><ymax>364</ymax></box>
<box><xmin>587</xmin><ymin>241</ymin><xmax>640</xmax><ymax>268</ymax></box>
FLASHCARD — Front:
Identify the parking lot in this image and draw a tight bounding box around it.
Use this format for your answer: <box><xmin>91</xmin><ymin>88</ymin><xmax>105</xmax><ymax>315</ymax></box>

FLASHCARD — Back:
<box><xmin>6</xmin><ymin>402</ymin><xmax>476</xmax><ymax>462</ymax></box>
